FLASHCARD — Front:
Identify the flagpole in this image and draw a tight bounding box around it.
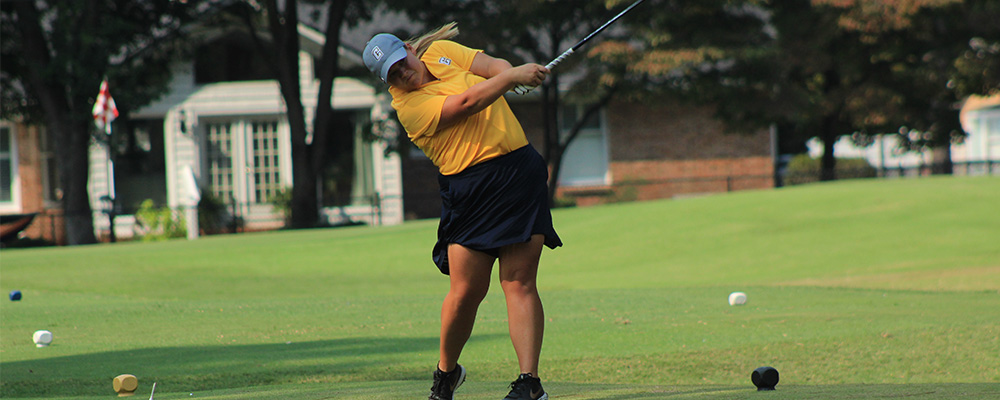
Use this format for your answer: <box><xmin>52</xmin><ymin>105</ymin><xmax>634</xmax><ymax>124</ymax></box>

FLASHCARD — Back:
<box><xmin>107</xmin><ymin>122</ymin><xmax>116</xmax><ymax>243</ymax></box>
<box><xmin>94</xmin><ymin>78</ymin><xmax>119</xmax><ymax>243</ymax></box>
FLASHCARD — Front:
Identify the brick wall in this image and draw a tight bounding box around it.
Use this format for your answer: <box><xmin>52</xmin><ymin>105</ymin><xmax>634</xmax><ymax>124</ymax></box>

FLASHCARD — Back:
<box><xmin>558</xmin><ymin>99</ymin><xmax>774</xmax><ymax>205</ymax></box>
<box><xmin>606</xmin><ymin>99</ymin><xmax>771</xmax><ymax>160</ymax></box>
<box><xmin>11</xmin><ymin>123</ymin><xmax>66</xmax><ymax>245</ymax></box>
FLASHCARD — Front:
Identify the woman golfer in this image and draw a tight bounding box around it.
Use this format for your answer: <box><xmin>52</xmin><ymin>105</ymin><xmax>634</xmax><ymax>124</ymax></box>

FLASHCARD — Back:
<box><xmin>364</xmin><ymin>23</ymin><xmax>561</xmax><ymax>400</ymax></box>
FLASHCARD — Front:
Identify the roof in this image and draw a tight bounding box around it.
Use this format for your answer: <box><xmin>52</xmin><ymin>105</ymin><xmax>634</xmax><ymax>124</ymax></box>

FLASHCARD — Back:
<box><xmin>298</xmin><ymin>24</ymin><xmax>364</xmax><ymax>69</ymax></box>
<box><xmin>962</xmin><ymin>94</ymin><xmax>1000</xmax><ymax>113</ymax></box>
<box><xmin>133</xmin><ymin>77</ymin><xmax>374</xmax><ymax>118</ymax></box>
<box><xmin>132</xmin><ymin>24</ymin><xmax>375</xmax><ymax>118</ymax></box>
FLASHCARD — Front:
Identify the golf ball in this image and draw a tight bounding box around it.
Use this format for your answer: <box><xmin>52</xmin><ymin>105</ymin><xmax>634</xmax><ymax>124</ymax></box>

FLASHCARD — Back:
<box><xmin>33</xmin><ymin>330</ymin><xmax>53</xmax><ymax>347</ymax></box>
<box><xmin>728</xmin><ymin>292</ymin><xmax>747</xmax><ymax>306</ymax></box>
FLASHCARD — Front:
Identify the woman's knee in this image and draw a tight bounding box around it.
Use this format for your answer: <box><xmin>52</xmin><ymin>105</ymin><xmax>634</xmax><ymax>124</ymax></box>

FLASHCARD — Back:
<box><xmin>499</xmin><ymin>277</ymin><xmax>538</xmax><ymax>298</ymax></box>
<box><xmin>449</xmin><ymin>281</ymin><xmax>490</xmax><ymax>305</ymax></box>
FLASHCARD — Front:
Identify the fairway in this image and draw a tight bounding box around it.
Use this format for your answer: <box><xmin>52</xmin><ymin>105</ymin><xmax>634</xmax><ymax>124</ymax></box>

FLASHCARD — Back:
<box><xmin>1</xmin><ymin>177</ymin><xmax>998</xmax><ymax>399</ymax></box>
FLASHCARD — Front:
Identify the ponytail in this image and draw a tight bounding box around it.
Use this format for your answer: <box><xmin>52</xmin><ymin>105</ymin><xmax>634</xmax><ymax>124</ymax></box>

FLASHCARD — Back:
<box><xmin>407</xmin><ymin>22</ymin><xmax>459</xmax><ymax>58</ymax></box>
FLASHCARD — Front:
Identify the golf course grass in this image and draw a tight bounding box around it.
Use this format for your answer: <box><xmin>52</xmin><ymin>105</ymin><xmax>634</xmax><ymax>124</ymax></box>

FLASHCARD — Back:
<box><xmin>1</xmin><ymin>177</ymin><xmax>998</xmax><ymax>399</ymax></box>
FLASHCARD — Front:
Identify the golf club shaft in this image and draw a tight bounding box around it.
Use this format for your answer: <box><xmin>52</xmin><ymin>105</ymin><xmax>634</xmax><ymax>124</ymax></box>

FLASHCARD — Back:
<box><xmin>514</xmin><ymin>0</ymin><xmax>646</xmax><ymax>94</ymax></box>
<box><xmin>547</xmin><ymin>0</ymin><xmax>646</xmax><ymax>70</ymax></box>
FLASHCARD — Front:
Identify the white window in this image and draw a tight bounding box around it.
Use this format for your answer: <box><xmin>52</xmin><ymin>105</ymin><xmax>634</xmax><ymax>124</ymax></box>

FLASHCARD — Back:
<box><xmin>558</xmin><ymin>105</ymin><xmax>609</xmax><ymax>187</ymax></box>
<box><xmin>0</xmin><ymin>124</ymin><xmax>20</xmax><ymax>212</ymax></box>
<box><xmin>204</xmin><ymin>118</ymin><xmax>285</xmax><ymax>206</ymax></box>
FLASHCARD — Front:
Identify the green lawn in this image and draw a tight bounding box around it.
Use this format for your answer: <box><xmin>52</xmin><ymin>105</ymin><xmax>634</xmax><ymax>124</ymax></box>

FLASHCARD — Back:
<box><xmin>1</xmin><ymin>177</ymin><xmax>998</xmax><ymax>399</ymax></box>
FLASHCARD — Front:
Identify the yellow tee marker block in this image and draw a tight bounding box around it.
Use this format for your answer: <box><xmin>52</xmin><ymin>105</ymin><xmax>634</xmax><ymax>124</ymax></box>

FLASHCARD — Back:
<box><xmin>113</xmin><ymin>374</ymin><xmax>138</xmax><ymax>396</ymax></box>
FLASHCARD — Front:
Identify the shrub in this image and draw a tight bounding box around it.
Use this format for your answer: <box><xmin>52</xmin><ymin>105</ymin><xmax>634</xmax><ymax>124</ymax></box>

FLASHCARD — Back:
<box><xmin>134</xmin><ymin>199</ymin><xmax>186</xmax><ymax>241</ymax></box>
<box><xmin>784</xmin><ymin>154</ymin><xmax>877</xmax><ymax>185</ymax></box>
<box><xmin>198</xmin><ymin>190</ymin><xmax>228</xmax><ymax>234</ymax></box>
<box><xmin>269</xmin><ymin>188</ymin><xmax>293</xmax><ymax>225</ymax></box>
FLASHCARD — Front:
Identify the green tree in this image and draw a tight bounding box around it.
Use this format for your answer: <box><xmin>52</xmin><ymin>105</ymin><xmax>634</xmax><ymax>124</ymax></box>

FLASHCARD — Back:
<box><xmin>621</xmin><ymin>0</ymin><xmax>997</xmax><ymax>181</ymax></box>
<box><xmin>235</xmin><ymin>0</ymin><xmax>375</xmax><ymax>228</ymax></box>
<box><xmin>1</xmin><ymin>0</ymin><xmax>223</xmax><ymax>244</ymax></box>
<box><xmin>851</xmin><ymin>0</ymin><xmax>1000</xmax><ymax>173</ymax></box>
<box><xmin>634</xmin><ymin>0</ymin><xmax>900</xmax><ymax>181</ymax></box>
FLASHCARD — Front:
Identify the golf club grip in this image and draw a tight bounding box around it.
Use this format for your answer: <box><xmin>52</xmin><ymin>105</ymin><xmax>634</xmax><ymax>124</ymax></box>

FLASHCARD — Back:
<box><xmin>511</xmin><ymin>48</ymin><xmax>574</xmax><ymax>95</ymax></box>
<box><xmin>545</xmin><ymin>48</ymin><xmax>574</xmax><ymax>70</ymax></box>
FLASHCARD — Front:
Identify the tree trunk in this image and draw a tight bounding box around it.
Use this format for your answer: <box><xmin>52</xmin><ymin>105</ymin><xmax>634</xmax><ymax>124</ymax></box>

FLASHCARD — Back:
<box><xmin>309</xmin><ymin>1</ymin><xmax>348</xmax><ymax>176</ymax></box>
<box><xmin>289</xmin><ymin>114</ymin><xmax>319</xmax><ymax>228</ymax></box>
<box><xmin>542</xmin><ymin>76</ymin><xmax>562</xmax><ymax>204</ymax></box>
<box><xmin>932</xmin><ymin>146</ymin><xmax>953</xmax><ymax>175</ymax></box>
<box><xmin>58</xmin><ymin>121</ymin><xmax>99</xmax><ymax>245</ymax></box>
<box><xmin>929</xmin><ymin>100</ymin><xmax>958</xmax><ymax>175</ymax></box>
<box><xmin>819</xmin><ymin>119</ymin><xmax>838</xmax><ymax>182</ymax></box>
<box><xmin>14</xmin><ymin>1</ymin><xmax>96</xmax><ymax>244</ymax></box>
<box><xmin>266</xmin><ymin>0</ymin><xmax>319</xmax><ymax>228</ymax></box>
<box><xmin>548</xmin><ymin>147</ymin><xmax>565</xmax><ymax>206</ymax></box>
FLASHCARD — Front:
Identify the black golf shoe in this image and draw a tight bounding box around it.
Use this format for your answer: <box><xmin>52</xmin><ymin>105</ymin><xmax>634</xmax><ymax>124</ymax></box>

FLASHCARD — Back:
<box><xmin>428</xmin><ymin>364</ymin><xmax>466</xmax><ymax>400</ymax></box>
<box><xmin>503</xmin><ymin>373</ymin><xmax>548</xmax><ymax>400</ymax></box>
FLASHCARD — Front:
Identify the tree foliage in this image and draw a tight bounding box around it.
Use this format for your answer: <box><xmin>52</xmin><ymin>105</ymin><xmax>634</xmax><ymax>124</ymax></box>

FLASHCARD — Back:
<box><xmin>826</xmin><ymin>0</ymin><xmax>1000</xmax><ymax>172</ymax></box>
<box><xmin>1</xmin><ymin>0</ymin><xmax>225</xmax><ymax>244</ymax></box>
<box><xmin>610</xmin><ymin>0</ymin><xmax>999</xmax><ymax>180</ymax></box>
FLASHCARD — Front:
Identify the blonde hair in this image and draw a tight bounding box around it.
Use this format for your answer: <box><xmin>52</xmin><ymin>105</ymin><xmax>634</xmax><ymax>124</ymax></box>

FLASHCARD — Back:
<box><xmin>407</xmin><ymin>22</ymin><xmax>459</xmax><ymax>58</ymax></box>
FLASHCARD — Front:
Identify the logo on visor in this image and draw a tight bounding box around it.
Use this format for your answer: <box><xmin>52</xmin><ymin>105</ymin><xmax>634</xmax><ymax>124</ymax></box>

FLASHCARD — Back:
<box><xmin>372</xmin><ymin>46</ymin><xmax>383</xmax><ymax>61</ymax></box>
<box><xmin>439</xmin><ymin>57</ymin><xmax>452</xmax><ymax>65</ymax></box>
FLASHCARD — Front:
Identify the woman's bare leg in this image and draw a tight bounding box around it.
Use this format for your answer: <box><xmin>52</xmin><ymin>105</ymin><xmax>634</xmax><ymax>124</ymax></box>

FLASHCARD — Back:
<box><xmin>498</xmin><ymin>234</ymin><xmax>546</xmax><ymax>377</ymax></box>
<box><xmin>437</xmin><ymin>244</ymin><xmax>495</xmax><ymax>372</ymax></box>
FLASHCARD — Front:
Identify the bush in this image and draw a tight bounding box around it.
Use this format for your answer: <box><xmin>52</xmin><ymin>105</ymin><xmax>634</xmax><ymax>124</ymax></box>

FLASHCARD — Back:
<box><xmin>134</xmin><ymin>199</ymin><xmax>186</xmax><ymax>241</ymax></box>
<box><xmin>552</xmin><ymin>196</ymin><xmax>577</xmax><ymax>208</ymax></box>
<box><xmin>784</xmin><ymin>154</ymin><xmax>877</xmax><ymax>185</ymax></box>
<box><xmin>269</xmin><ymin>188</ymin><xmax>293</xmax><ymax>225</ymax></box>
<box><xmin>198</xmin><ymin>191</ymin><xmax>228</xmax><ymax>234</ymax></box>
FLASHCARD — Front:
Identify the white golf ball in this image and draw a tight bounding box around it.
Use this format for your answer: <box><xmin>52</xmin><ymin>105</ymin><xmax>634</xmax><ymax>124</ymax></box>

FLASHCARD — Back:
<box><xmin>728</xmin><ymin>292</ymin><xmax>747</xmax><ymax>306</ymax></box>
<box><xmin>33</xmin><ymin>330</ymin><xmax>53</xmax><ymax>347</ymax></box>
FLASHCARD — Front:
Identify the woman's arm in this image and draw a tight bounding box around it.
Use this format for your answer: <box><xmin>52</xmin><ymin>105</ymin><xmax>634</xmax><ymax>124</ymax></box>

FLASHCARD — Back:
<box><xmin>469</xmin><ymin>51</ymin><xmax>512</xmax><ymax>79</ymax></box>
<box><xmin>438</xmin><ymin>53</ymin><xmax>547</xmax><ymax>128</ymax></box>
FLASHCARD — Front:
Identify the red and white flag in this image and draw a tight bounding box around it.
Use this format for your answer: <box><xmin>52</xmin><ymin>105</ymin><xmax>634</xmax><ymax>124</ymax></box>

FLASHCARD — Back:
<box><xmin>92</xmin><ymin>79</ymin><xmax>119</xmax><ymax>134</ymax></box>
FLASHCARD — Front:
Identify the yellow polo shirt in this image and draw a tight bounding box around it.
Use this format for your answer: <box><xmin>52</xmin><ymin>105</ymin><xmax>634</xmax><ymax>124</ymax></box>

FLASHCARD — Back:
<box><xmin>390</xmin><ymin>40</ymin><xmax>528</xmax><ymax>175</ymax></box>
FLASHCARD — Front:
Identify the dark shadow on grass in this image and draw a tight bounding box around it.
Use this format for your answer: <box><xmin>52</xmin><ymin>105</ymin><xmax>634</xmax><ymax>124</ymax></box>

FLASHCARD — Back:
<box><xmin>543</xmin><ymin>383</ymin><xmax>1000</xmax><ymax>400</ymax></box>
<box><xmin>559</xmin><ymin>384</ymin><xmax>745</xmax><ymax>400</ymax></box>
<box><xmin>592</xmin><ymin>388</ymin><xmax>743</xmax><ymax>399</ymax></box>
<box><xmin>0</xmin><ymin>334</ymin><xmax>505</xmax><ymax>398</ymax></box>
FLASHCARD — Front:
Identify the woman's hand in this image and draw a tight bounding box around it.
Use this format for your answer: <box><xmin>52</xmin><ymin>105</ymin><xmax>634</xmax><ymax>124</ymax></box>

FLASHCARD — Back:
<box><xmin>506</xmin><ymin>63</ymin><xmax>549</xmax><ymax>87</ymax></box>
<box><xmin>469</xmin><ymin>53</ymin><xmax>548</xmax><ymax>87</ymax></box>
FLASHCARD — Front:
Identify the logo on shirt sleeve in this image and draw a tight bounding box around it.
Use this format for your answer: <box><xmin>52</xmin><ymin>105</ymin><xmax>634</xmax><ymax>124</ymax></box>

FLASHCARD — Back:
<box><xmin>439</xmin><ymin>57</ymin><xmax>452</xmax><ymax>65</ymax></box>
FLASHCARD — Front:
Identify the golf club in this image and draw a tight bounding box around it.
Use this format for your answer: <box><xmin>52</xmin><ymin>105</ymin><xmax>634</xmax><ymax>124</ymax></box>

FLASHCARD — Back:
<box><xmin>513</xmin><ymin>0</ymin><xmax>646</xmax><ymax>94</ymax></box>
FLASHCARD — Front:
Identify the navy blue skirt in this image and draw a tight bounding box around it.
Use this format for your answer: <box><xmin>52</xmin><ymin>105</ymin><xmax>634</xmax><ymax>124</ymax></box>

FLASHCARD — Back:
<box><xmin>432</xmin><ymin>144</ymin><xmax>562</xmax><ymax>275</ymax></box>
